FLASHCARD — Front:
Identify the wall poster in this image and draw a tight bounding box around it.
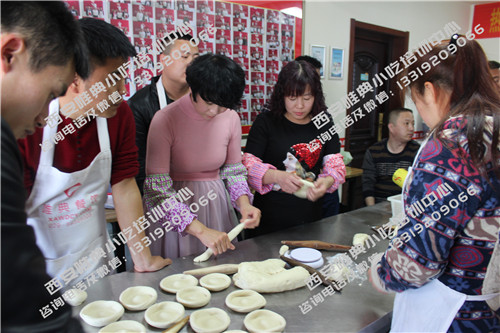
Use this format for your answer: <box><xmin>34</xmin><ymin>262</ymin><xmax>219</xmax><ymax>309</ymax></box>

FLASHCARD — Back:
<box><xmin>64</xmin><ymin>0</ymin><xmax>298</xmax><ymax>128</ymax></box>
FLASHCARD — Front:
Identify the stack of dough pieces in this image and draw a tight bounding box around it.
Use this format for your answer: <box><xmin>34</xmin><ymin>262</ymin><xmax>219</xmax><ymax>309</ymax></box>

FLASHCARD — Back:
<box><xmin>233</xmin><ymin>259</ymin><xmax>310</xmax><ymax>293</ymax></box>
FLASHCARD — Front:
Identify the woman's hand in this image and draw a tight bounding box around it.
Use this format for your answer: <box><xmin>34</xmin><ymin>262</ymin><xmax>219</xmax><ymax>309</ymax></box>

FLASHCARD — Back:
<box><xmin>134</xmin><ymin>255</ymin><xmax>172</xmax><ymax>273</ymax></box>
<box><xmin>306</xmin><ymin>176</ymin><xmax>334</xmax><ymax>202</ymax></box>
<box><xmin>186</xmin><ymin>220</ymin><xmax>235</xmax><ymax>256</ymax></box>
<box><xmin>239</xmin><ymin>202</ymin><xmax>261</xmax><ymax>229</ymax></box>
<box><xmin>274</xmin><ymin>170</ymin><xmax>303</xmax><ymax>194</ymax></box>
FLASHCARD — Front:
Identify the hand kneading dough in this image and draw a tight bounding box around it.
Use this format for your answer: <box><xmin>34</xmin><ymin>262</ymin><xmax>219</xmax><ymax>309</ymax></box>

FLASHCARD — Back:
<box><xmin>144</xmin><ymin>301</ymin><xmax>185</xmax><ymax>329</ymax></box>
<box><xmin>190</xmin><ymin>307</ymin><xmax>230</xmax><ymax>333</ymax></box>
<box><xmin>176</xmin><ymin>286</ymin><xmax>211</xmax><ymax>308</ymax></box>
<box><xmin>293</xmin><ymin>179</ymin><xmax>314</xmax><ymax>199</ymax></box>
<box><xmin>119</xmin><ymin>286</ymin><xmax>157</xmax><ymax>311</ymax></box>
<box><xmin>62</xmin><ymin>288</ymin><xmax>87</xmax><ymax>306</ymax></box>
<box><xmin>200</xmin><ymin>273</ymin><xmax>231</xmax><ymax>292</ymax></box>
<box><xmin>233</xmin><ymin>259</ymin><xmax>310</xmax><ymax>293</ymax></box>
<box><xmin>160</xmin><ymin>274</ymin><xmax>198</xmax><ymax>293</ymax></box>
<box><xmin>225</xmin><ymin>289</ymin><xmax>266</xmax><ymax>313</ymax></box>
<box><xmin>79</xmin><ymin>300</ymin><xmax>124</xmax><ymax>327</ymax></box>
<box><xmin>99</xmin><ymin>320</ymin><xmax>146</xmax><ymax>333</ymax></box>
<box><xmin>244</xmin><ymin>309</ymin><xmax>286</xmax><ymax>333</ymax></box>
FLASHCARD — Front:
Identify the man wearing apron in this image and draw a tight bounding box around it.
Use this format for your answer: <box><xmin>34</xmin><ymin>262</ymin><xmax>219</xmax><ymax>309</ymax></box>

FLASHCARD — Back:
<box><xmin>128</xmin><ymin>32</ymin><xmax>199</xmax><ymax>195</ymax></box>
<box><xmin>18</xmin><ymin>18</ymin><xmax>170</xmax><ymax>289</ymax></box>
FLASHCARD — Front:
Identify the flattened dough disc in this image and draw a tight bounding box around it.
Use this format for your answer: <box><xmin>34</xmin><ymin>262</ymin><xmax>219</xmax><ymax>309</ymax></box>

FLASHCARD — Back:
<box><xmin>244</xmin><ymin>309</ymin><xmax>286</xmax><ymax>333</ymax></box>
<box><xmin>98</xmin><ymin>320</ymin><xmax>146</xmax><ymax>333</ymax></box>
<box><xmin>190</xmin><ymin>307</ymin><xmax>230</xmax><ymax>333</ymax></box>
<box><xmin>144</xmin><ymin>301</ymin><xmax>185</xmax><ymax>329</ymax></box>
<box><xmin>80</xmin><ymin>300</ymin><xmax>124</xmax><ymax>327</ymax></box>
<box><xmin>119</xmin><ymin>286</ymin><xmax>157</xmax><ymax>311</ymax></box>
<box><xmin>176</xmin><ymin>286</ymin><xmax>211</xmax><ymax>308</ymax></box>
<box><xmin>225</xmin><ymin>289</ymin><xmax>266</xmax><ymax>313</ymax></box>
<box><xmin>63</xmin><ymin>288</ymin><xmax>87</xmax><ymax>306</ymax></box>
<box><xmin>160</xmin><ymin>274</ymin><xmax>198</xmax><ymax>293</ymax></box>
<box><xmin>200</xmin><ymin>273</ymin><xmax>231</xmax><ymax>292</ymax></box>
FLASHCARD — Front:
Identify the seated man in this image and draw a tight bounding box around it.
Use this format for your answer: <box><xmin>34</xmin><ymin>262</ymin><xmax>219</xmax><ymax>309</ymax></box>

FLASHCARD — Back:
<box><xmin>488</xmin><ymin>60</ymin><xmax>500</xmax><ymax>94</ymax></box>
<box><xmin>1</xmin><ymin>1</ymin><xmax>88</xmax><ymax>331</ymax></box>
<box><xmin>128</xmin><ymin>33</ymin><xmax>199</xmax><ymax>194</ymax></box>
<box><xmin>362</xmin><ymin>108</ymin><xmax>420</xmax><ymax>206</ymax></box>
<box><xmin>18</xmin><ymin>18</ymin><xmax>170</xmax><ymax>289</ymax></box>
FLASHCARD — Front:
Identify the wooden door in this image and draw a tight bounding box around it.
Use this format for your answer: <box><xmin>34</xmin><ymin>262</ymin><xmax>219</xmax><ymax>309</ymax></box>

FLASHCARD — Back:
<box><xmin>346</xmin><ymin>20</ymin><xmax>409</xmax><ymax>168</ymax></box>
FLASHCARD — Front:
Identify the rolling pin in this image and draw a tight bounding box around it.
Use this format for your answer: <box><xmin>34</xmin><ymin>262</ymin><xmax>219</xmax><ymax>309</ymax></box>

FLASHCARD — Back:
<box><xmin>183</xmin><ymin>264</ymin><xmax>239</xmax><ymax>276</ymax></box>
<box><xmin>279</xmin><ymin>255</ymin><xmax>338</xmax><ymax>289</ymax></box>
<box><xmin>193</xmin><ymin>221</ymin><xmax>247</xmax><ymax>262</ymax></box>
<box><xmin>281</xmin><ymin>240</ymin><xmax>351</xmax><ymax>251</ymax></box>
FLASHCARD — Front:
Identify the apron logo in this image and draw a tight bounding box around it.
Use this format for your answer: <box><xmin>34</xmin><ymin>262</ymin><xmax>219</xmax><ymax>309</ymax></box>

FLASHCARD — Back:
<box><xmin>64</xmin><ymin>183</ymin><xmax>82</xmax><ymax>198</ymax></box>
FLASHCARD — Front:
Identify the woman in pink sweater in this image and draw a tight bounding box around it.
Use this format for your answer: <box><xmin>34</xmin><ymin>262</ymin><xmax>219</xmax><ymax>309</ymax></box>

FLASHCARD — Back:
<box><xmin>144</xmin><ymin>54</ymin><xmax>260</xmax><ymax>259</ymax></box>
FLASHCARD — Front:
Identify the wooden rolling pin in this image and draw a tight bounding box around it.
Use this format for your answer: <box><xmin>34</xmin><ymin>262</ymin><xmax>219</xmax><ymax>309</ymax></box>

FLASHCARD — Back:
<box><xmin>183</xmin><ymin>264</ymin><xmax>239</xmax><ymax>276</ymax></box>
<box><xmin>162</xmin><ymin>315</ymin><xmax>189</xmax><ymax>333</ymax></box>
<box><xmin>279</xmin><ymin>255</ymin><xmax>336</xmax><ymax>289</ymax></box>
<box><xmin>281</xmin><ymin>240</ymin><xmax>351</xmax><ymax>251</ymax></box>
<box><xmin>193</xmin><ymin>221</ymin><xmax>248</xmax><ymax>262</ymax></box>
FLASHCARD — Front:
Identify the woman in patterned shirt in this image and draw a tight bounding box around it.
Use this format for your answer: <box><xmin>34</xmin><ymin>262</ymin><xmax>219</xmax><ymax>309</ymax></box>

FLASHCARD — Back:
<box><xmin>370</xmin><ymin>36</ymin><xmax>500</xmax><ymax>332</ymax></box>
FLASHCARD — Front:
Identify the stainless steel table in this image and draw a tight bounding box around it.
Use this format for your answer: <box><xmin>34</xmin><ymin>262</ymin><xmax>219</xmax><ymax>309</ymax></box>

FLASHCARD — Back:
<box><xmin>73</xmin><ymin>202</ymin><xmax>395</xmax><ymax>332</ymax></box>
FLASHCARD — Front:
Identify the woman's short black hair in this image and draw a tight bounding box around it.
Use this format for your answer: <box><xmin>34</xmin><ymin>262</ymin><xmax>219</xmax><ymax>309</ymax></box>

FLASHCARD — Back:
<box><xmin>186</xmin><ymin>54</ymin><xmax>245</xmax><ymax>110</ymax></box>
<box><xmin>270</xmin><ymin>60</ymin><xmax>327</xmax><ymax>118</ymax></box>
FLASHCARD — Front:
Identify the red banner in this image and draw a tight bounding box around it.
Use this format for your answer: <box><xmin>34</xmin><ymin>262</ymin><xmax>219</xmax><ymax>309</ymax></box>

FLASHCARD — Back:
<box><xmin>472</xmin><ymin>2</ymin><xmax>500</xmax><ymax>39</ymax></box>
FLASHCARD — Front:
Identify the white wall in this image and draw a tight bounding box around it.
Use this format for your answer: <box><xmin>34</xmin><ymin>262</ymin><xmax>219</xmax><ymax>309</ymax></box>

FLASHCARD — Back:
<box><xmin>303</xmin><ymin>0</ymin><xmax>499</xmax><ymax>146</ymax></box>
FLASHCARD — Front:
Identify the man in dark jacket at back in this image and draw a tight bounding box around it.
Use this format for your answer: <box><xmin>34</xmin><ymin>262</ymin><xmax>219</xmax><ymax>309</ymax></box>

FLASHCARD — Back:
<box><xmin>128</xmin><ymin>33</ymin><xmax>199</xmax><ymax>194</ymax></box>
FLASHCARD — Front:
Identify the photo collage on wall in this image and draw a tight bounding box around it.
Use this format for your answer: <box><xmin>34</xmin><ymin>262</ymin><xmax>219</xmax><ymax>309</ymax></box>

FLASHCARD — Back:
<box><xmin>64</xmin><ymin>0</ymin><xmax>296</xmax><ymax>127</ymax></box>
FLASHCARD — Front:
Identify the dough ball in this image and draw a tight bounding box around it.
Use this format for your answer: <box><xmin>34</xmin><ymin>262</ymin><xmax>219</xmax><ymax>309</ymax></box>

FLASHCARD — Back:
<box><xmin>352</xmin><ymin>233</ymin><xmax>369</xmax><ymax>246</ymax></box>
<box><xmin>62</xmin><ymin>288</ymin><xmax>87</xmax><ymax>306</ymax></box>
<box><xmin>279</xmin><ymin>245</ymin><xmax>289</xmax><ymax>256</ymax></box>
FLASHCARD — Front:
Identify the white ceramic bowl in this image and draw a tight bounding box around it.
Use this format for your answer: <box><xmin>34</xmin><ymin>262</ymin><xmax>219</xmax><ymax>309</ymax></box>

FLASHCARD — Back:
<box><xmin>144</xmin><ymin>301</ymin><xmax>185</xmax><ymax>329</ymax></box>
<box><xmin>119</xmin><ymin>286</ymin><xmax>157</xmax><ymax>311</ymax></box>
<box><xmin>79</xmin><ymin>300</ymin><xmax>124</xmax><ymax>327</ymax></box>
<box><xmin>160</xmin><ymin>274</ymin><xmax>198</xmax><ymax>293</ymax></box>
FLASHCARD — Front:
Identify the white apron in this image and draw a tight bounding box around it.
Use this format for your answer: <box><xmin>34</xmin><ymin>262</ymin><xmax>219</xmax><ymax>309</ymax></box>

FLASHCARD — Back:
<box><xmin>26</xmin><ymin>99</ymin><xmax>112</xmax><ymax>285</ymax></box>
<box><xmin>392</xmin><ymin>131</ymin><xmax>499</xmax><ymax>332</ymax></box>
<box><xmin>156</xmin><ymin>75</ymin><xmax>168</xmax><ymax>109</ymax></box>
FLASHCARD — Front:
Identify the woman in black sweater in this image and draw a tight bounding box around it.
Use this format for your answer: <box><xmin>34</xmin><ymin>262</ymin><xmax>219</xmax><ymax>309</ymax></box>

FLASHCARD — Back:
<box><xmin>243</xmin><ymin>61</ymin><xmax>346</xmax><ymax>237</ymax></box>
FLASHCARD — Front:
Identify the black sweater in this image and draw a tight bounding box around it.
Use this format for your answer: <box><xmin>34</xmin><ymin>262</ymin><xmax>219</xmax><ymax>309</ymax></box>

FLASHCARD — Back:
<box><xmin>244</xmin><ymin>112</ymin><xmax>340</xmax><ymax>237</ymax></box>
<box><xmin>1</xmin><ymin>118</ymin><xmax>82</xmax><ymax>332</ymax></box>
